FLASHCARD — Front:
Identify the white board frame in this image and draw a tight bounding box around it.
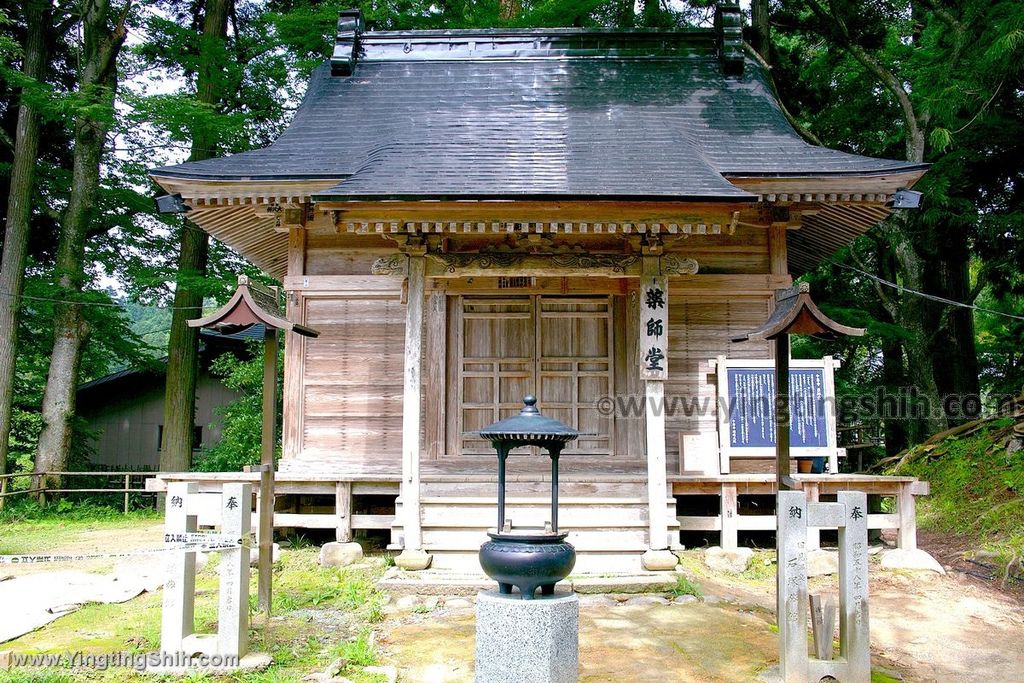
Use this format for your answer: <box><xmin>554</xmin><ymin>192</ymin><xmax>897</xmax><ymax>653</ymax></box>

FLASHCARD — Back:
<box><xmin>710</xmin><ymin>355</ymin><xmax>843</xmax><ymax>474</ymax></box>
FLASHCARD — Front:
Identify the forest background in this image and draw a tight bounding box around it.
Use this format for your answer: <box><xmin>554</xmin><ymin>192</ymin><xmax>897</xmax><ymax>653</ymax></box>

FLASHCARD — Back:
<box><xmin>0</xmin><ymin>0</ymin><xmax>1021</xmax><ymax>480</ymax></box>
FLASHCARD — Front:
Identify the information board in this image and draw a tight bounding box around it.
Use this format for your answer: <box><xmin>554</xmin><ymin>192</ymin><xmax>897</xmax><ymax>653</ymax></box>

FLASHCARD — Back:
<box><xmin>726</xmin><ymin>367</ymin><xmax>829</xmax><ymax>449</ymax></box>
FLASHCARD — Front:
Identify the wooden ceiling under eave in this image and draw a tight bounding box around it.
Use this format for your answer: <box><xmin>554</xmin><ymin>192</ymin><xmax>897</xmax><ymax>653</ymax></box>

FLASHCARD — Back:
<box><xmin>180</xmin><ymin>193</ymin><xmax>901</xmax><ymax>278</ymax></box>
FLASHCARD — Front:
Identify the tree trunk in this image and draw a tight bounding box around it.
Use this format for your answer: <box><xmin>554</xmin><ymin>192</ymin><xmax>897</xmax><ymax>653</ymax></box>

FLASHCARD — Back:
<box><xmin>751</xmin><ymin>0</ymin><xmax>771</xmax><ymax>65</ymax></box>
<box><xmin>883</xmin><ymin>218</ymin><xmax>948</xmax><ymax>439</ymax></box>
<box><xmin>34</xmin><ymin>0</ymin><xmax>129</xmax><ymax>488</ymax></box>
<box><xmin>922</xmin><ymin>230</ymin><xmax>980</xmax><ymax>423</ymax></box>
<box><xmin>159</xmin><ymin>0</ymin><xmax>230</xmax><ymax>473</ymax></box>
<box><xmin>876</xmin><ymin>242</ymin><xmax>910</xmax><ymax>456</ymax></box>
<box><xmin>0</xmin><ymin>0</ymin><xmax>51</xmax><ymax>476</ymax></box>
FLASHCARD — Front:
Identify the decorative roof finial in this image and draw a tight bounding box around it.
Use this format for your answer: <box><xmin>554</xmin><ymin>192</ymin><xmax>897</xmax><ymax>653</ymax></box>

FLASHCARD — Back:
<box><xmin>715</xmin><ymin>3</ymin><xmax>745</xmax><ymax>77</ymax></box>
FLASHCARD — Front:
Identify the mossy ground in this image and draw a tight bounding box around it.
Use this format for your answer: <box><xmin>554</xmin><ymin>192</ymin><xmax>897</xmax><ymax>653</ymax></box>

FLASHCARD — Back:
<box><xmin>890</xmin><ymin>418</ymin><xmax>1024</xmax><ymax>570</ymax></box>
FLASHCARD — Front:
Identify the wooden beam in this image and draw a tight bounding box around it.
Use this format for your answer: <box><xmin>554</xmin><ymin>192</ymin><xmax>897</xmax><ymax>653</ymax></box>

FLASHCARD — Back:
<box><xmin>319</xmin><ymin>199</ymin><xmax>749</xmax><ymax>225</ymax></box>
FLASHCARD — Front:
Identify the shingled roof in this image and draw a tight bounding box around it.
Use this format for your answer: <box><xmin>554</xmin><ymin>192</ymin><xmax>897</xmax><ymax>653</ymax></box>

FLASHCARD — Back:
<box><xmin>151</xmin><ymin>28</ymin><xmax>923</xmax><ymax>201</ymax></box>
<box><xmin>150</xmin><ymin>11</ymin><xmax>927</xmax><ymax>276</ymax></box>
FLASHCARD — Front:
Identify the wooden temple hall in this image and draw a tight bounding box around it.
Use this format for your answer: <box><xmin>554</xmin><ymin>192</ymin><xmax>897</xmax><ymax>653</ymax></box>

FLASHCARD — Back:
<box><xmin>150</xmin><ymin>6</ymin><xmax>930</xmax><ymax>572</ymax></box>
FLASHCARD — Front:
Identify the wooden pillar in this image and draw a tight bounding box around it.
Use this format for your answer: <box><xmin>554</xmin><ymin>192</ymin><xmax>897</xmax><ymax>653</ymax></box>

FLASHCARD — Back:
<box><xmin>639</xmin><ymin>257</ymin><xmax>675</xmax><ymax>569</ymax></box>
<box><xmin>282</xmin><ymin>227</ymin><xmax>307</xmax><ymax>461</ymax></box>
<box><xmin>897</xmin><ymin>482</ymin><xmax>917</xmax><ymax>549</ymax></box>
<box><xmin>721</xmin><ymin>482</ymin><xmax>738</xmax><ymax>550</ymax></box>
<box><xmin>768</xmin><ymin>223</ymin><xmax>788</xmax><ymax>276</ymax></box>
<box><xmin>424</xmin><ymin>292</ymin><xmax>446</xmax><ymax>459</ymax></box>
<box><xmin>775</xmin><ymin>334</ymin><xmax>792</xmax><ymax>491</ymax></box>
<box><xmin>335</xmin><ymin>481</ymin><xmax>352</xmax><ymax>543</ymax></box>
<box><xmin>257</xmin><ymin>326</ymin><xmax>277</xmax><ymax>615</ymax></box>
<box><xmin>396</xmin><ymin>252</ymin><xmax>431</xmax><ymax>570</ymax></box>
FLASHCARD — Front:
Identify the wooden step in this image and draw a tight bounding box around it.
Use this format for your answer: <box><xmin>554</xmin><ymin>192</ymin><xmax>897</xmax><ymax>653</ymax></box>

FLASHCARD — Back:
<box><xmin>420</xmin><ymin>480</ymin><xmax>649</xmax><ymax>498</ymax></box>
<box><xmin>421</xmin><ymin>527</ymin><xmax>649</xmax><ymax>553</ymax></box>
<box><xmin>427</xmin><ymin>550</ymin><xmax>647</xmax><ymax>574</ymax></box>
<box><xmin>421</xmin><ymin>504</ymin><xmax>650</xmax><ymax>528</ymax></box>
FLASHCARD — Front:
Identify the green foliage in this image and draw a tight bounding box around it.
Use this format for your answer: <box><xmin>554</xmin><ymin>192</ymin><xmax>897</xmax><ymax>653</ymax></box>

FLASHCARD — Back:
<box><xmin>193</xmin><ymin>342</ymin><xmax>282</xmax><ymax>473</ymax></box>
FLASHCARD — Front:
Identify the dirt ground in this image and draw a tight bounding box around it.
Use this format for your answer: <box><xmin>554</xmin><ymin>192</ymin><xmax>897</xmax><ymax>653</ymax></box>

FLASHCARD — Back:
<box><xmin>379</xmin><ymin>556</ymin><xmax>1024</xmax><ymax>683</ymax></box>
<box><xmin>4</xmin><ymin>520</ymin><xmax>1023</xmax><ymax>682</ymax></box>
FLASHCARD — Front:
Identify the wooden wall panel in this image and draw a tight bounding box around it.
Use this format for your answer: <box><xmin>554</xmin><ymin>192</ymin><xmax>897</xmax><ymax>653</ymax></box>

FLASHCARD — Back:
<box><xmin>665</xmin><ymin>296</ymin><xmax>772</xmax><ymax>461</ymax></box>
<box><xmin>297</xmin><ymin>294</ymin><xmax>406</xmax><ymax>472</ymax></box>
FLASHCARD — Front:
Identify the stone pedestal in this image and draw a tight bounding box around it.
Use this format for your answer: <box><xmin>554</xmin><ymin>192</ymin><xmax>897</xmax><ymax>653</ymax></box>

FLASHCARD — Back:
<box><xmin>475</xmin><ymin>590</ymin><xmax>578</xmax><ymax>683</ymax></box>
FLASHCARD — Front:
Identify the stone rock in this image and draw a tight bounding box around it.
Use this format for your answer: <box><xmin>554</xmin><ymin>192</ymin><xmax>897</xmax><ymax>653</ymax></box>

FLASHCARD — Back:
<box><xmin>422</xmin><ymin>596</ymin><xmax>440</xmax><ymax>610</ymax></box>
<box><xmin>577</xmin><ymin>594</ymin><xmax>618</xmax><ymax>608</ymax></box>
<box><xmin>806</xmin><ymin>549</ymin><xmax>839</xmax><ymax>577</ymax></box>
<box><xmin>250</xmin><ymin>542</ymin><xmax>281</xmax><ymax>567</ymax></box>
<box><xmin>572</xmin><ymin>574</ymin><xmax>677</xmax><ymax>594</ymax></box>
<box><xmin>673</xmin><ymin>595</ymin><xmax>698</xmax><ymax>606</ymax></box>
<box><xmin>319</xmin><ymin>542</ymin><xmax>363</xmax><ymax>568</ymax></box>
<box><xmin>444</xmin><ymin>597</ymin><xmax>474</xmax><ymax>610</ymax></box>
<box><xmin>704</xmin><ymin>547</ymin><xmax>753</xmax><ymax>574</ymax></box>
<box><xmin>641</xmin><ymin>549</ymin><xmax>679</xmax><ymax>571</ymax></box>
<box><xmin>476</xmin><ymin>590</ymin><xmax>578</xmax><ymax>683</ymax></box>
<box><xmin>394</xmin><ymin>549</ymin><xmax>432</xmax><ymax>571</ymax></box>
<box><xmin>320</xmin><ymin>659</ymin><xmax>344</xmax><ymax>678</ymax></box>
<box><xmin>395</xmin><ymin>595</ymin><xmax>420</xmax><ymax>610</ymax></box>
<box><xmin>625</xmin><ymin>595</ymin><xmax>669</xmax><ymax>606</ymax></box>
<box><xmin>363</xmin><ymin>665</ymin><xmax>398</xmax><ymax>683</ymax></box>
<box><xmin>879</xmin><ymin>549</ymin><xmax>946</xmax><ymax>575</ymax></box>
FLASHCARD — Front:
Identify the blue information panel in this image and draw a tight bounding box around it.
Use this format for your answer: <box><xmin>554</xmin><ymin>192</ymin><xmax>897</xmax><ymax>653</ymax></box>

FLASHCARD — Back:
<box><xmin>727</xmin><ymin>368</ymin><xmax>828</xmax><ymax>448</ymax></box>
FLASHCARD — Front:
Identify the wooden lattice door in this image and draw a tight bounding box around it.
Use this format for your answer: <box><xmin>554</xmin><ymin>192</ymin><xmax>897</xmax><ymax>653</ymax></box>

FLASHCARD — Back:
<box><xmin>456</xmin><ymin>295</ymin><xmax>614</xmax><ymax>456</ymax></box>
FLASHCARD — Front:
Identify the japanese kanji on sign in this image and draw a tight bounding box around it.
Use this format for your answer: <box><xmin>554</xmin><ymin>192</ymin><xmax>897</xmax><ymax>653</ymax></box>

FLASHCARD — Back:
<box><xmin>640</xmin><ymin>276</ymin><xmax>668</xmax><ymax>380</ymax></box>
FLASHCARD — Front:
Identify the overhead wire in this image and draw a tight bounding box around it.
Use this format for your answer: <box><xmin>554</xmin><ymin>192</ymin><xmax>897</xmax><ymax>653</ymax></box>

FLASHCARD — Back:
<box><xmin>828</xmin><ymin>260</ymin><xmax>1024</xmax><ymax>322</ymax></box>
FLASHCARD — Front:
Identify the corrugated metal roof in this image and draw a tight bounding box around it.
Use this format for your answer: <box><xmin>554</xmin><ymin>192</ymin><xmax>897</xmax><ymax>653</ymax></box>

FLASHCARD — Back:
<box><xmin>150</xmin><ymin>28</ymin><xmax>924</xmax><ymax>200</ymax></box>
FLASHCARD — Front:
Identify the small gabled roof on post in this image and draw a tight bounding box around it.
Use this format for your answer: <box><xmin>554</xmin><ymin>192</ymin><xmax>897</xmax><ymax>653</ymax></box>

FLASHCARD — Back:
<box><xmin>188</xmin><ymin>275</ymin><xmax>319</xmax><ymax>337</ymax></box>
<box><xmin>732</xmin><ymin>283</ymin><xmax>864</xmax><ymax>342</ymax></box>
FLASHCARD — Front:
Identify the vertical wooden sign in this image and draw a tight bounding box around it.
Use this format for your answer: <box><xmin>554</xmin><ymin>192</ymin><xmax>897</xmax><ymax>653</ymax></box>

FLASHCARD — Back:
<box><xmin>640</xmin><ymin>275</ymin><xmax>668</xmax><ymax>380</ymax></box>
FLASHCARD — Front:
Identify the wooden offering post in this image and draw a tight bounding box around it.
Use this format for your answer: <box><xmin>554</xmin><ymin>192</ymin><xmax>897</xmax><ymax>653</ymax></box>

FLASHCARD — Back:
<box><xmin>732</xmin><ymin>283</ymin><xmax>864</xmax><ymax>491</ymax></box>
<box><xmin>734</xmin><ymin>283</ymin><xmax>867</xmax><ymax>681</ymax></box>
<box><xmin>189</xmin><ymin>275</ymin><xmax>319</xmax><ymax>616</ymax></box>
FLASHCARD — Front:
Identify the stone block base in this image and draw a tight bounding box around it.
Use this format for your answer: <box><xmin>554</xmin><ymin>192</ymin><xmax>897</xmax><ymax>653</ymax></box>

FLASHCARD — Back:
<box><xmin>641</xmin><ymin>548</ymin><xmax>679</xmax><ymax>571</ymax></box>
<box><xmin>394</xmin><ymin>548</ymin><xmax>432</xmax><ymax>571</ymax></box>
<box><xmin>475</xmin><ymin>590</ymin><xmax>578</xmax><ymax>683</ymax></box>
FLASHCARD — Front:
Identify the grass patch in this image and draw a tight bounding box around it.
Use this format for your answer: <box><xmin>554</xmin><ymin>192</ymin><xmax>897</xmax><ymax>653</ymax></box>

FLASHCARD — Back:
<box><xmin>669</xmin><ymin>573</ymin><xmax>702</xmax><ymax>598</ymax></box>
<box><xmin>741</xmin><ymin>551</ymin><xmax>777</xmax><ymax>583</ymax></box>
<box><xmin>0</xmin><ymin>543</ymin><xmax>389</xmax><ymax>683</ymax></box>
<box><xmin>0</xmin><ymin>509</ymin><xmax>162</xmax><ymax>555</ymax></box>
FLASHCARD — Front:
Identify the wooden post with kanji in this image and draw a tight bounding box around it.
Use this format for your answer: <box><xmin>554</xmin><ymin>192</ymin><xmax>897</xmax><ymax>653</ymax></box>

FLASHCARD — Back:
<box><xmin>639</xmin><ymin>273</ymin><xmax>668</xmax><ymax>381</ymax></box>
<box><xmin>188</xmin><ymin>276</ymin><xmax>319</xmax><ymax>617</ymax></box>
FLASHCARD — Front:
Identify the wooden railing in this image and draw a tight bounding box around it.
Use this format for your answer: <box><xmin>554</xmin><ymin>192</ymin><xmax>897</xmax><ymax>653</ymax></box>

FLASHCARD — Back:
<box><xmin>0</xmin><ymin>471</ymin><xmax>162</xmax><ymax>513</ymax></box>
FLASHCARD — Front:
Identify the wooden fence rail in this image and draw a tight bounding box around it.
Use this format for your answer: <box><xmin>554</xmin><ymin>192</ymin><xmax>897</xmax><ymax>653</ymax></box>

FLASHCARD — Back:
<box><xmin>0</xmin><ymin>471</ymin><xmax>163</xmax><ymax>513</ymax></box>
